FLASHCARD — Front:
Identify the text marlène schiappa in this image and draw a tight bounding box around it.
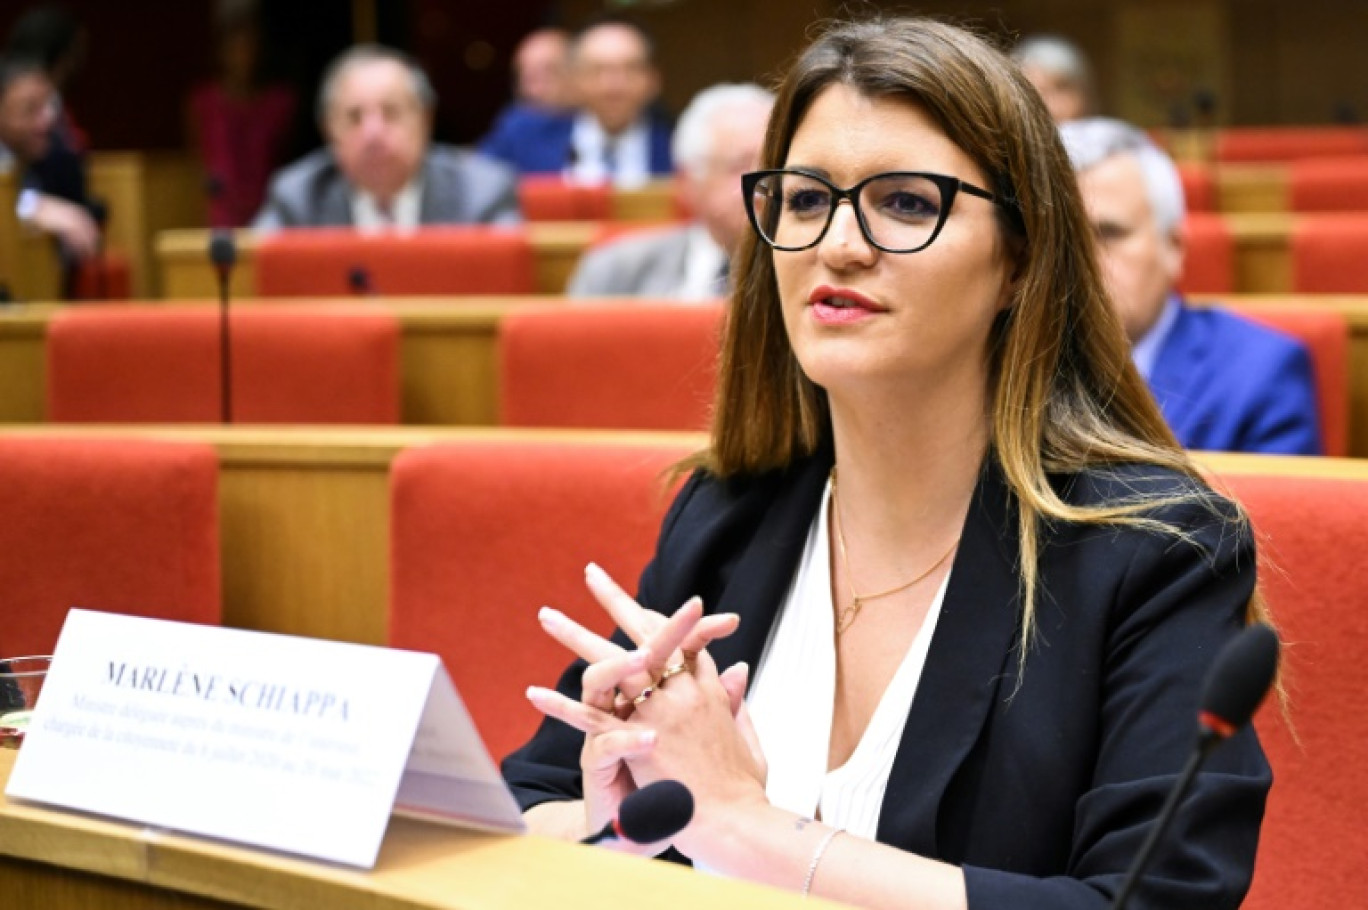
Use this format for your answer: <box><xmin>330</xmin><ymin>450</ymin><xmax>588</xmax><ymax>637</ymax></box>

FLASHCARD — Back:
<box><xmin>103</xmin><ymin>662</ymin><xmax>351</xmax><ymax>723</ymax></box>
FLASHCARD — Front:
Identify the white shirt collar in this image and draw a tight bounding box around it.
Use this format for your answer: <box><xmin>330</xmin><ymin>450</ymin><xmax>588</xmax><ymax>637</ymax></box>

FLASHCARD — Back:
<box><xmin>350</xmin><ymin>177</ymin><xmax>424</xmax><ymax>233</ymax></box>
<box><xmin>678</xmin><ymin>224</ymin><xmax>729</xmax><ymax>301</ymax></box>
<box><xmin>1130</xmin><ymin>293</ymin><xmax>1182</xmax><ymax>381</ymax></box>
<box><xmin>568</xmin><ymin>113</ymin><xmax>651</xmax><ymax>188</ymax></box>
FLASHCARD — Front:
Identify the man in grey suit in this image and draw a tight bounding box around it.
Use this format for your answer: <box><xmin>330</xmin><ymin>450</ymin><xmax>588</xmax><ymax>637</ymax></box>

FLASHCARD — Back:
<box><xmin>253</xmin><ymin>45</ymin><xmax>520</xmax><ymax>231</ymax></box>
<box><xmin>567</xmin><ymin>83</ymin><xmax>772</xmax><ymax>300</ymax></box>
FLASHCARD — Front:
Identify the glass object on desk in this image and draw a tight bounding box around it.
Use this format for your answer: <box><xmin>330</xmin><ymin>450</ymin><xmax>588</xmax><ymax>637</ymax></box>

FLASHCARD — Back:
<box><xmin>0</xmin><ymin>656</ymin><xmax>51</xmax><ymax>748</ymax></box>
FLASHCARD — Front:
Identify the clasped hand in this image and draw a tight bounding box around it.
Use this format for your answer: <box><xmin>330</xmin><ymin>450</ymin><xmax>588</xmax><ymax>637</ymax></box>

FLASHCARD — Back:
<box><xmin>526</xmin><ymin>563</ymin><xmax>769</xmax><ymax>858</ymax></box>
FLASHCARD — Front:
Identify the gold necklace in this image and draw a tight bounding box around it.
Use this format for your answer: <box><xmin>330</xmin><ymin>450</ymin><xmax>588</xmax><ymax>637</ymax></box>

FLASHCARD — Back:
<box><xmin>830</xmin><ymin>468</ymin><xmax>960</xmax><ymax>636</ymax></box>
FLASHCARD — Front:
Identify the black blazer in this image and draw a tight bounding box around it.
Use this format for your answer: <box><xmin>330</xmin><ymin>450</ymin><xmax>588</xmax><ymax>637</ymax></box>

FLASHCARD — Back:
<box><xmin>503</xmin><ymin>449</ymin><xmax>1270</xmax><ymax>910</ymax></box>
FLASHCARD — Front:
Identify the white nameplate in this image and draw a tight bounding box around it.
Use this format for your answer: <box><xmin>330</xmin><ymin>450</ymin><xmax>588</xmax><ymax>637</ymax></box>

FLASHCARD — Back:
<box><xmin>5</xmin><ymin>609</ymin><xmax>525</xmax><ymax>868</ymax></box>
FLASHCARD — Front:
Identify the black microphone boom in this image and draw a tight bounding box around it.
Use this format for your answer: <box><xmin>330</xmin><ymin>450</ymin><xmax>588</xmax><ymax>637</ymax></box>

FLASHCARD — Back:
<box><xmin>1112</xmin><ymin>623</ymin><xmax>1280</xmax><ymax>910</ymax></box>
<box><xmin>580</xmin><ymin>780</ymin><xmax>694</xmax><ymax>846</ymax></box>
<box><xmin>208</xmin><ymin>231</ymin><xmax>237</xmax><ymax>424</ymax></box>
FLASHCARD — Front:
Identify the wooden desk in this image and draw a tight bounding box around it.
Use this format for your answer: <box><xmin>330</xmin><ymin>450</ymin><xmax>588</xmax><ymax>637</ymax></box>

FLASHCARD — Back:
<box><xmin>1224</xmin><ymin>213</ymin><xmax>1294</xmax><ymax>294</ymax></box>
<box><xmin>157</xmin><ymin>223</ymin><xmax>600</xmax><ymax>299</ymax></box>
<box><xmin>88</xmin><ymin>151</ymin><xmax>208</xmax><ymax>297</ymax></box>
<box><xmin>0</xmin><ymin>171</ymin><xmax>62</xmax><ymax>301</ymax></box>
<box><xmin>0</xmin><ymin>749</ymin><xmax>839</xmax><ymax>910</ymax></box>
<box><xmin>0</xmin><ymin>299</ymin><xmax>558</xmax><ymax>427</ymax></box>
<box><xmin>1216</xmin><ymin>165</ymin><xmax>1288</xmax><ymax>213</ymax></box>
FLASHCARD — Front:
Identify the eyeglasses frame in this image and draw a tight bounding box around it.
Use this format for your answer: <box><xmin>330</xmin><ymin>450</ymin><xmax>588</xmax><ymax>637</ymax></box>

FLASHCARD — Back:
<box><xmin>742</xmin><ymin>168</ymin><xmax>1019</xmax><ymax>254</ymax></box>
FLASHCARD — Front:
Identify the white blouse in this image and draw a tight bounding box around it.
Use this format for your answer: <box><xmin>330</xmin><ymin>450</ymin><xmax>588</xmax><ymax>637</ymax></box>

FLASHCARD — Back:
<box><xmin>745</xmin><ymin>479</ymin><xmax>949</xmax><ymax>840</ymax></box>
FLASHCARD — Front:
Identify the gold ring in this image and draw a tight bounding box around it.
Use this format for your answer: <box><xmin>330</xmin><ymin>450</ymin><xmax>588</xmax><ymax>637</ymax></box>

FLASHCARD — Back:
<box><xmin>631</xmin><ymin>685</ymin><xmax>656</xmax><ymax>707</ymax></box>
<box><xmin>658</xmin><ymin>663</ymin><xmax>689</xmax><ymax>685</ymax></box>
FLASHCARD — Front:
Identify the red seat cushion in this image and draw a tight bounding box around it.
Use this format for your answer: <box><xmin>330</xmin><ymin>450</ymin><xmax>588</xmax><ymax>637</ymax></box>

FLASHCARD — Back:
<box><xmin>1227</xmin><ymin>307</ymin><xmax>1349</xmax><ymax>456</ymax></box>
<box><xmin>389</xmin><ymin>439</ymin><xmax>694</xmax><ymax>760</ymax></box>
<box><xmin>1289</xmin><ymin>156</ymin><xmax>1368</xmax><ymax>212</ymax></box>
<box><xmin>1291</xmin><ymin>214</ymin><xmax>1368</xmax><ymax>293</ymax></box>
<box><xmin>1216</xmin><ymin>127</ymin><xmax>1368</xmax><ymax>163</ymax></box>
<box><xmin>1213</xmin><ymin>472</ymin><xmax>1368</xmax><ymax>910</ymax></box>
<box><xmin>500</xmin><ymin>303</ymin><xmax>724</xmax><ymax>431</ymax></box>
<box><xmin>0</xmin><ymin>437</ymin><xmax>220</xmax><ymax>656</ymax></box>
<box><xmin>48</xmin><ymin>305</ymin><xmax>400</xmax><ymax>423</ymax></box>
<box><xmin>1177</xmin><ymin>214</ymin><xmax>1234</xmax><ymax>295</ymax></box>
<box><xmin>517</xmin><ymin>176</ymin><xmax>613</xmax><ymax>221</ymax></box>
<box><xmin>1177</xmin><ymin>162</ymin><xmax>1216</xmax><ymax>212</ymax></box>
<box><xmin>255</xmin><ymin>228</ymin><xmax>536</xmax><ymax>296</ymax></box>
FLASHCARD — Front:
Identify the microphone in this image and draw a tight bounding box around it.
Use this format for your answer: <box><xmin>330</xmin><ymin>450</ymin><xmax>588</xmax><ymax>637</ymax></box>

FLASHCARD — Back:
<box><xmin>580</xmin><ymin>780</ymin><xmax>694</xmax><ymax>846</ymax></box>
<box><xmin>1112</xmin><ymin>623</ymin><xmax>1280</xmax><ymax>910</ymax></box>
<box><xmin>208</xmin><ymin>230</ymin><xmax>237</xmax><ymax>423</ymax></box>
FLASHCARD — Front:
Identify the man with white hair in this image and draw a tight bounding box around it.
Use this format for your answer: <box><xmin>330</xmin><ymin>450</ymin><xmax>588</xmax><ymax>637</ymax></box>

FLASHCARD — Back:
<box><xmin>1060</xmin><ymin>116</ymin><xmax>1321</xmax><ymax>454</ymax></box>
<box><xmin>567</xmin><ymin>83</ymin><xmax>772</xmax><ymax>299</ymax></box>
<box><xmin>253</xmin><ymin>45</ymin><xmax>520</xmax><ymax>231</ymax></box>
<box><xmin>1012</xmin><ymin>35</ymin><xmax>1094</xmax><ymax>123</ymax></box>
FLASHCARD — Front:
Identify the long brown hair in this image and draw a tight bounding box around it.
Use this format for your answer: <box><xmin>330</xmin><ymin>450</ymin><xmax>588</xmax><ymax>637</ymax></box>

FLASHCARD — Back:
<box><xmin>695</xmin><ymin>16</ymin><xmax>1271</xmax><ymax>664</ymax></box>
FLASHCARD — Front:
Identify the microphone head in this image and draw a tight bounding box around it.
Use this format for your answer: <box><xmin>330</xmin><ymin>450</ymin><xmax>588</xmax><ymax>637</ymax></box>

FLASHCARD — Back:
<box><xmin>1199</xmin><ymin>623</ymin><xmax>1280</xmax><ymax>738</ymax></box>
<box><xmin>209</xmin><ymin>231</ymin><xmax>237</xmax><ymax>268</ymax></box>
<box><xmin>616</xmin><ymin>780</ymin><xmax>694</xmax><ymax>844</ymax></box>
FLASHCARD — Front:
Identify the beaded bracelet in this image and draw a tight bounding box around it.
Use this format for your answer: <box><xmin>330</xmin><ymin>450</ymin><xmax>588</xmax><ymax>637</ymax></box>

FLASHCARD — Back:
<box><xmin>802</xmin><ymin>827</ymin><xmax>843</xmax><ymax>897</ymax></box>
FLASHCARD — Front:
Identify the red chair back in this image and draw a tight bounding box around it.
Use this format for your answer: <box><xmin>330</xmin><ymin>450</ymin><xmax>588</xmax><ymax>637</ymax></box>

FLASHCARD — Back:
<box><xmin>517</xmin><ymin>176</ymin><xmax>612</xmax><ymax>221</ymax></box>
<box><xmin>1177</xmin><ymin>162</ymin><xmax>1217</xmax><ymax>212</ymax></box>
<box><xmin>0</xmin><ymin>437</ymin><xmax>220</xmax><ymax>656</ymax></box>
<box><xmin>500</xmin><ymin>303</ymin><xmax>724</xmax><ymax>431</ymax></box>
<box><xmin>1177</xmin><ymin>214</ymin><xmax>1235</xmax><ymax>294</ymax></box>
<box><xmin>389</xmin><ymin>439</ymin><xmax>694</xmax><ymax>760</ymax></box>
<box><xmin>1212</xmin><ymin>471</ymin><xmax>1368</xmax><ymax>910</ymax></box>
<box><xmin>1216</xmin><ymin>127</ymin><xmax>1368</xmax><ymax>163</ymax></box>
<box><xmin>72</xmin><ymin>252</ymin><xmax>132</xmax><ymax>300</ymax></box>
<box><xmin>255</xmin><ymin>228</ymin><xmax>536</xmax><ymax>296</ymax></box>
<box><xmin>1289</xmin><ymin>156</ymin><xmax>1368</xmax><ymax>211</ymax></box>
<box><xmin>1291</xmin><ymin>214</ymin><xmax>1368</xmax><ymax>292</ymax></box>
<box><xmin>1225</xmin><ymin>307</ymin><xmax>1349</xmax><ymax>456</ymax></box>
<box><xmin>48</xmin><ymin>306</ymin><xmax>400</xmax><ymax>423</ymax></box>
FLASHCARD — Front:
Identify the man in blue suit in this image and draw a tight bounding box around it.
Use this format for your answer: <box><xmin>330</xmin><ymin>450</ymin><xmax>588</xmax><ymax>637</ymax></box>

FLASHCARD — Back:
<box><xmin>1061</xmin><ymin>117</ymin><xmax>1321</xmax><ymax>455</ymax></box>
<box><xmin>481</xmin><ymin>16</ymin><xmax>671</xmax><ymax>185</ymax></box>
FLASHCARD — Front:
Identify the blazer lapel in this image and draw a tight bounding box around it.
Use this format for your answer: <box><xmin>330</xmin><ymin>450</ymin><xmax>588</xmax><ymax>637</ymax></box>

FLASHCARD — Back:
<box><xmin>1147</xmin><ymin>303</ymin><xmax>1208</xmax><ymax>439</ymax></box>
<box><xmin>708</xmin><ymin>450</ymin><xmax>833</xmax><ymax>674</ymax></box>
<box><xmin>875</xmin><ymin>457</ymin><xmax>1023</xmax><ymax>857</ymax></box>
<box><xmin>418</xmin><ymin>155</ymin><xmax>454</xmax><ymax>224</ymax></box>
<box><xmin>319</xmin><ymin>177</ymin><xmax>353</xmax><ymax>227</ymax></box>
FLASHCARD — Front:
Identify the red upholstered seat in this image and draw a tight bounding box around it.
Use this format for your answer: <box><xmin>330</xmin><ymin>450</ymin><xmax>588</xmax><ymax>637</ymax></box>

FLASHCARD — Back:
<box><xmin>1291</xmin><ymin>214</ymin><xmax>1368</xmax><ymax>292</ymax></box>
<box><xmin>1225</xmin><ymin>307</ymin><xmax>1349</xmax><ymax>456</ymax></box>
<box><xmin>1176</xmin><ymin>214</ymin><xmax>1234</xmax><ymax>294</ymax></box>
<box><xmin>389</xmin><ymin>439</ymin><xmax>694</xmax><ymax>760</ymax></box>
<box><xmin>1289</xmin><ymin>156</ymin><xmax>1368</xmax><ymax>211</ymax></box>
<box><xmin>0</xmin><ymin>437</ymin><xmax>220</xmax><ymax>656</ymax></box>
<box><xmin>1216</xmin><ymin>127</ymin><xmax>1368</xmax><ymax>163</ymax></box>
<box><xmin>1211</xmin><ymin>472</ymin><xmax>1368</xmax><ymax>910</ymax></box>
<box><xmin>48</xmin><ymin>306</ymin><xmax>400</xmax><ymax>423</ymax></box>
<box><xmin>517</xmin><ymin>176</ymin><xmax>612</xmax><ymax>221</ymax></box>
<box><xmin>255</xmin><ymin>228</ymin><xmax>536</xmax><ymax>296</ymax></box>
<box><xmin>1177</xmin><ymin>162</ymin><xmax>1216</xmax><ymax>212</ymax></box>
<box><xmin>71</xmin><ymin>252</ymin><xmax>132</xmax><ymax>300</ymax></box>
<box><xmin>500</xmin><ymin>302</ymin><xmax>724</xmax><ymax>431</ymax></box>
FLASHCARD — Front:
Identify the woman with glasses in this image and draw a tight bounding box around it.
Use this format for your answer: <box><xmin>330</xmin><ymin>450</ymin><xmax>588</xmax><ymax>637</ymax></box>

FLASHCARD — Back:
<box><xmin>504</xmin><ymin>16</ymin><xmax>1270</xmax><ymax>909</ymax></box>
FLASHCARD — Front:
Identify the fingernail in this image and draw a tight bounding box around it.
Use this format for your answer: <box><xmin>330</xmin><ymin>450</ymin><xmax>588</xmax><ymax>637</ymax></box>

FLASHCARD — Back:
<box><xmin>585</xmin><ymin>562</ymin><xmax>604</xmax><ymax>579</ymax></box>
<box><xmin>628</xmin><ymin>649</ymin><xmax>649</xmax><ymax>668</ymax></box>
<box><xmin>734</xmin><ymin>661</ymin><xmax>749</xmax><ymax>676</ymax></box>
<box><xmin>526</xmin><ymin>686</ymin><xmax>544</xmax><ymax>702</ymax></box>
<box><xmin>538</xmin><ymin>606</ymin><xmax>560</xmax><ymax>624</ymax></box>
<box><xmin>638</xmin><ymin>731</ymin><xmax>656</xmax><ymax>747</ymax></box>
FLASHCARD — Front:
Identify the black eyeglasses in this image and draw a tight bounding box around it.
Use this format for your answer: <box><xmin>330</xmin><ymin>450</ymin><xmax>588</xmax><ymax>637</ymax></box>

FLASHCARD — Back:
<box><xmin>742</xmin><ymin>168</ymin><xmax>1019</xmax><ymax>254</ymax></box>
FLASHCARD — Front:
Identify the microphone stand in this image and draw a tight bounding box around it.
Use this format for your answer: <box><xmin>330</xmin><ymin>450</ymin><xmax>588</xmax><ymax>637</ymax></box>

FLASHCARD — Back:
<box><xmin>208</xmin><ymin>231</ymin><xmax>237</xmax><ymax>424</ymax></box>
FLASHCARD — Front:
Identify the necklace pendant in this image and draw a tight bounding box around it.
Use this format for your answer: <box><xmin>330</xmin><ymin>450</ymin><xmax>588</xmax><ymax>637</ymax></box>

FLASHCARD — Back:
<box><xmin>836</xmin><ymin>597</ymin><xmax>863</xmax><ymax>636</ymax></box>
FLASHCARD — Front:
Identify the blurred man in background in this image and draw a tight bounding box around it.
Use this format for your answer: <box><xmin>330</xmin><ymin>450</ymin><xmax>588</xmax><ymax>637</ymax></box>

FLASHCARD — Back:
<box><xmin>569</xmin><ymin>83</ymin><xmax>771</xmax><ymax>299</ymax></box>
<box><xmin>1013</xmin><ymin>34</ymin><xmax>1095</xmax><ymax>123</ymax></box>
<box><xmin>1061</xmin><ymin>116</ymin><xmax>1321</xmax><ymax>454</ymax></box>
<box><xmin>253</xmin><ymin>44</ymin><xmax>519</xmax><ymax>231</ymax></box>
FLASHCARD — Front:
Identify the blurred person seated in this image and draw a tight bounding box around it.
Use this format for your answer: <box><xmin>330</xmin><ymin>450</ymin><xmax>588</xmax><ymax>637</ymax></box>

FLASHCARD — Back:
<box><xmin>568</xmin><ymin>83</ymin><xmax>772</xmax><ymax>299</ymax></box>
<box><xmin>1011</xmin><ymin>34</ymin><xmax>1094</xmax><ymax>123</ymax></box>
<box><xmin>1061</xmin><ymin>116</ymin><xmax>1320</xmax><ymax>454</ymax></box>
<box><xmin>0</xmin><ymin>55</ymin><xmax>100</xmax><ymax>265</ymax></box>
<box><xmin>253</xmin><ymin>44</ymin><xmax>520</xmax><ymax>231</ymax></box>
<box><xmin>187</xmin><ymin>0</ymin><xmax>298</xmax><ymax>227</ymax></box>
<box><xmin>480</xmin><ymin>16</ymin><xmax>670</xmax><ymax>185</ymax></box>
<box><xmin>513</xmin><ymin>27</ymin><xmax>574</xmax><ymax>112</ymax></box>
